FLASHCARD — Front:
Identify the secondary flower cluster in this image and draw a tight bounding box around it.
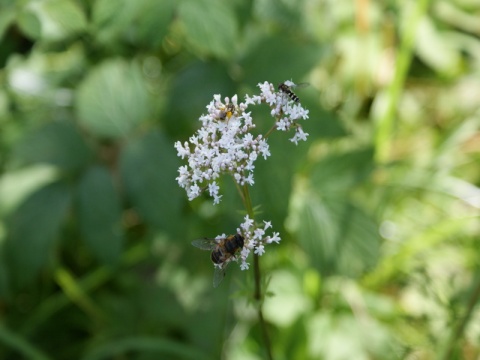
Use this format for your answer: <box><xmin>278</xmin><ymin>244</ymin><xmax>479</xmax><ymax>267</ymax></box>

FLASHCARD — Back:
<box><xmin>174</xmin><ymin>81</ymin><xmax>309</xmax><ymax>204</ymax></box>
<box><xmin>215</xmin><ymin>215</ymin><xmax>281</xmax><ymax>271</ymax></box>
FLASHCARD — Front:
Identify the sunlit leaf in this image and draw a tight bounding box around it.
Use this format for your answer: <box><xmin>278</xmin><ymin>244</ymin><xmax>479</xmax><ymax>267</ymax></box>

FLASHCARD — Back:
<box><xmin>178</xmin><ymin>0</ymin><xmax>238</xmax><ymax>58</ymax></box>
<box><xmin>76</xmin><ymin>59</ymin><xmax>150</xmax><ymax>138</ymax></box>
<box><xmin>5</xmin><ymin>181</ymin><xmax>71</xmax><ymax>287</ymax></box>
<box><xmin>16</xmin><ymin>7</ymin><xmax>41</xmax><ymax>40</ymax></box>
<box><xmin>415</xmin><ymin>16</ymin><xmax>462</xmax><ymax>76</ymax></box>
<box><xmin>40</xmin><ymin>0</ymin><xmax>87</xmax><ymax>41</ymax></box>
<box><xmin>77</xmin><ymin>166</ymin><xmax>124</xmax><ymax>265</ymax></box>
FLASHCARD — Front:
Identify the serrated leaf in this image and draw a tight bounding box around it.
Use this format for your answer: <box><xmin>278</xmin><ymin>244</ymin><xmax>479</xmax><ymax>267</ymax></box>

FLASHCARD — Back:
<box><xmin>178</xmin><ymin>0</ymin><xmax>238</xmax><ymax>58</ymax></box>
<box><xmin>120</xmin><ymin>131</ymin><xmax>182</xmax><ymax>234</ymax></box>
<box><xmin>77</xmin><ymin>166</ymin><xmax>124</xmax><ymax>265</ymax></box>
<box><xmin>12</xmin><ymin>121</ymin><xmax>92</xmax><ymax>173</ymax></box>
<box><xmin>76</xmin><ymin>59</ymin><xmax>149</xmax><ymax>138</ymax></box>
<box><xmin>5</xmin><ymin>181</ymin><xmax>71</xmax><ymax>288</ymax></box>
<box><xmin>289</xmin><ymin>188</ymin><xmax>380</xmax><ymax>277</ymax></box>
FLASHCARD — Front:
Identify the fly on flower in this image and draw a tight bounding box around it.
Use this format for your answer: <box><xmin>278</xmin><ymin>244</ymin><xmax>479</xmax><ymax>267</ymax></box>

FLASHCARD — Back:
<box><xmin>192</xmin><ymin>233</ymin><xmax>244</xmax><ymax>287</ymax></box>
<box><xmin>278</xmin><ymin>81</ymin><xmax>309</xmax><ymax>103</ymax></box>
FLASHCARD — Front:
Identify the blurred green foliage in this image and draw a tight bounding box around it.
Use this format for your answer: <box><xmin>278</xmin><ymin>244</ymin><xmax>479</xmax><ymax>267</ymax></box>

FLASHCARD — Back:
<box><xmin>0</xmin><ymin>0</ymin><xmax>480</xmax><ymax>359</ymax></box>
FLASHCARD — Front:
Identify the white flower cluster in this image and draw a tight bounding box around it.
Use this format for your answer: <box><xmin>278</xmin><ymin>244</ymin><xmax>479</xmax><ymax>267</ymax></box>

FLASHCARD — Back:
<box><xmin>246</xmin><ymin>80</ymin><xmax>310</xmax><ymax>145</ymax></box>
<box><xmin>174</xmin><ymin>81</ymin><xmax>309</xmax><ymax>204</ymax></box>
<box><xmin>236</xmin><ymin>215</ymin><xmax>281</xmax><ymax>270</ymax></box>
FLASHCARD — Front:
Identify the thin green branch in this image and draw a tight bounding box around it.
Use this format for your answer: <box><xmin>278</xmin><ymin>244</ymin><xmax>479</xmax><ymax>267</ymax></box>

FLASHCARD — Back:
<box><xmin>439</xmin><ymin>273</ymin><xmax>480</xmax><ymax>360</ymax></box>
<box><xmin>239</xmin><ymin>183</ymin><xmax>273</xmax><ymax>360</ymax></box>
<box><xmin>374</xmin><ymin>0</ymin><xmax>430</xmax><ymax>163</ymax></box>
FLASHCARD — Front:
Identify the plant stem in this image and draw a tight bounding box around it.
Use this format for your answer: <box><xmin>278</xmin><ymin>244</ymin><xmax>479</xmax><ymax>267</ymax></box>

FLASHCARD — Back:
<box><xmin>439</xmin><ymin>273</ymin><xmax>480</xmax><ymax>360</ymax></box>
<box><xmin>239</xmin><ymin>183</ymin><xmax>274</xmax><ymax>360</ymax></box>
<box><xmin>374</xmin><ymin>0</ymin><xmax>430</xmax><ymax>163</ymax></box>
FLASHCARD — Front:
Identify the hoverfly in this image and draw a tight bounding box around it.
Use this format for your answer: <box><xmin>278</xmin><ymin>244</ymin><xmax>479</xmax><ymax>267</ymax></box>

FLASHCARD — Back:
<box><xmin>192</xmin><ymin>233</ymin><xmax>244</xmax><ymax>287</ymax></box>
<box><xmin>278</xmin><ymin>82</ymin><xmax>309</xmax><ymax>103</ymax></box>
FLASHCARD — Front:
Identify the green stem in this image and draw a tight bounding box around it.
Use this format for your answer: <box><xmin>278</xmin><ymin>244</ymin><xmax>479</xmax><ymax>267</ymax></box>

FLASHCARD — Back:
<box><xmin>374</xmin><ymin>0</ymin><xmax>430</xmax><ymax>163</ymax></box>
<box><xmin>439</xmin><ymin>273</ymin><xmax>480</xmax><ymax>360</ymax></box>
<box><xmin>239</xmin><ymin>183</ymin><xmax>273</xmax><ymax>360</ymax></box>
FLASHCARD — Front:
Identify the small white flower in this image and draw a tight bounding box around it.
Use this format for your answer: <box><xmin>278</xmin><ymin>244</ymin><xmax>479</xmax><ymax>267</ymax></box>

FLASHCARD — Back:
<box><xmin>241</xmin><ymin>215</ymin><xmax>254</xmax><ymax>231</ymax></box>
<box><xmin>266</xmin><ymin>232</ymin><xmax>281</xmax><ymax>244</ymax></box>
<box><xmin>263</xmin><ymin>221</ymin><xmax>272</xmax><ymax>230</ymax></box>
<box><xmin>254</xmin><ymin>244</ymin><xmax>265</xmax><ymax>255</ymax></box>
<box><xmin>240</xmin><ymin>262</ymin><xmax>250</xmax><ymax>270</ymax></box>
<box><xmin>254</xmin><ymin>227</ymin><xmax>265</xmax><ymax>240</ymax></box>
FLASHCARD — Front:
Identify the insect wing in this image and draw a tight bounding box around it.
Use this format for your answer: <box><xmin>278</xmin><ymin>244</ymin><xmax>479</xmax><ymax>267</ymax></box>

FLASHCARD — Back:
<box><xmin>294</xmin><ymin>82</ymin><xmax>309</xmax><ymax>89</ymax></box>
<box><xmin>212</xmin><ymin>262</ymin><xmax>230</xmax><ymax>288</ymax></box>
<box><xmin>191</xmin><ymin>238</ymin><xmax>217</xmax><ymax>251</ymax></box>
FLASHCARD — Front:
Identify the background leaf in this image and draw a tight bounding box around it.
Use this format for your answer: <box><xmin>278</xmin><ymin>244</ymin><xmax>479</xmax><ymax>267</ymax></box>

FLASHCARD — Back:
<box><xmin>12</xmin><ymin>121</ymin><xmax>92</xmax><ymax>173</ymax></box>
<box><xmin>5</xmin><ymin>181</ymin><xmax>71</xmax><ymax>288</ymax></box>
<box><xmin>178</xmin><ymin>0</ymin><xmax>238</xmax><ymax>58</ymax></box>
<box><xmin>120</xmin><ymin>131</ymin><xmax>182</xmax><ymax>235</ymax></box>
<box><xmin>76</xmin><ymin>59</ymin><xmax>150</xmax><ymax>138</ymax></box>
<box><xmin>76</xmin><ymin>166</ymin><xmax>124</xmax><ymax>265</ymax></box>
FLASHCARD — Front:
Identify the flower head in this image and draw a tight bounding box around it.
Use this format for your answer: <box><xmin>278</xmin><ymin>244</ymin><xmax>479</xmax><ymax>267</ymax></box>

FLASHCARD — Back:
<box><xmin>236</xmin><ymin>215</ymin><xmax>281</xmax><ymax>269</ymax></box>
<box><xmin>175</xmin><ymin>81</ymin><xmax>309</xmax><ymax>204</ymax></box>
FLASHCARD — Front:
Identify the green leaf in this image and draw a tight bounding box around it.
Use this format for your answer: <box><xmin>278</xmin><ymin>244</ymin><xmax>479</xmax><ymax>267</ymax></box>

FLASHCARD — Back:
<box><xmin>240</xmin><ymin>36</ymin><xmax>323</xmax><ymax>85</ymax></box>
<box><xmin>81</xmin><ymin>336</ymin><xmax>210</xmax><ymax>360</ymax></box>
<box><xmin>289</xmin><ymin>188</ymin><xmax>380</xmax><ymax>277</ymax></box>
<box><xmin>17</xmin><ymin>7</ymin><xmax>42</xmax><ymax>40</ymax></box>
<box><xmin>164</xmin><ymin>61</ymin><xmax>235</xmax><ymax>137</ymax></box>
<box><xmin>415</xmin><ymin>16</ymin><xmax>462</xmax><ymax>76</ymax></box>
<box><xmin>77</xmin><ymin>166</ymin><xmax>124</xmax><ymax>265</ymax></box>
<box><xmin>40</xmin><ymin>0</ymin><xmax>87</xmax><ymax>41</ymax></box>
<box><xmin>92</xmin><ymin>0</ymin><xmax>142</xmax><ymax>44</ymax></box>
<box><xmin>91</xmin><ymin>0</ymin><xmax>174</xmax><ymax>47</ymax></box>
<box><xmin>287</xmin><ymin>149</ymin><xmax>379</xmax><ymax>277</ymax></box>
<box><xmin>0</xmin><ymin>6</ymin><xmax>15</xmax><ymax>42</ymax></box>
<box><xmin>253</xmin><ymin>0</ymin><xmax>304</xmax><ymax>27</ymax></box>
<box><xmin>132</xmin><ymin>0</ymin><xmax>175</xmax><ymax>49</ymax></box>
<box><xmin>120</xmin><ymin>131</ymin><xmax>182</xmax><ymax>234</ymax></box>
<box><xmin>178</xmin><ymin>0</ymin><xmax>238</xmax><ymax>58</ymax></box>
<box><xmin>0</xmin><ymin>323</ymin><xmax>51</xmax><ymax>360</ymax></box>
<box><xmin>5</xmin><ymin>181</ymin><xmax>71</xmax><ymax>288</ymax></box>
<box><xmin>12</xmin><ymin>121</ymin><xmax>92</xmax><ymax>173</ymax></box>
<box><xmin>310</xmin><ymin>147</ymin><xmax>375</xmax><ymax>192</ymax></box>
<box><xmin>76</xmin><ymin>59</ymin><xmax>149</xmax><ymax>138</ymax></box>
